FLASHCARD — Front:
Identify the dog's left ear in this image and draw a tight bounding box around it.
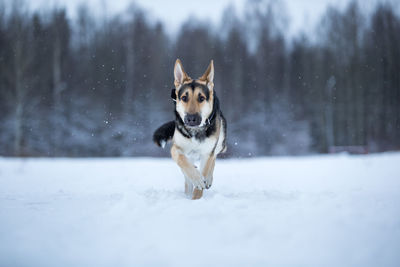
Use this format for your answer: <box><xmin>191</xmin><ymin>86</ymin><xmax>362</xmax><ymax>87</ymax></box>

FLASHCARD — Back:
<box><xmin>199</xmin><ymin>60</ymin><xmax>214</xmax><ymax>90</ymax></box>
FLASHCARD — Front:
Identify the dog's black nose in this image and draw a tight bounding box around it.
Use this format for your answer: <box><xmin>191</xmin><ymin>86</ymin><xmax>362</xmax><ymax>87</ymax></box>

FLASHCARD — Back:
<box><xmin>184</xmin><ymin>113</ymin><xmax>201</xmax><ymax>127</ymax></box>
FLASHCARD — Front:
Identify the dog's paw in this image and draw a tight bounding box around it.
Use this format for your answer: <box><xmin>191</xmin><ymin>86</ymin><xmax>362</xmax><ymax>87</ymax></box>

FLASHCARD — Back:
<box><xmin>192</xmin><ymin>176</ymin><xmax>207</xmax><ymax>190</ymax></box>
<box><xmin>205</xmin><ymin>177</ymin><xmax>213</xmax><ymax>189</ymax></box>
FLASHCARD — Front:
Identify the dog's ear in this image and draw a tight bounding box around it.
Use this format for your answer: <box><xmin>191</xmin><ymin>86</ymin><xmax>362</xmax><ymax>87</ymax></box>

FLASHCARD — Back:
<box><xmin>199</xmin><ymin>60</ymin><xmax>214</xmax><ymax>90</ymax></box>
<box><xmin>174</xmin><ymin>59</ymin><xmax>189</xmax><ymax>88</ymax></box>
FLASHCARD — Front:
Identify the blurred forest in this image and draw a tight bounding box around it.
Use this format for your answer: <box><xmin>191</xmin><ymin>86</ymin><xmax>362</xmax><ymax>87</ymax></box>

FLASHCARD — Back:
<box><xmin>0</xmin><ymin>0</ymin><xmax>399</xmax><ymax>157</ymax></box>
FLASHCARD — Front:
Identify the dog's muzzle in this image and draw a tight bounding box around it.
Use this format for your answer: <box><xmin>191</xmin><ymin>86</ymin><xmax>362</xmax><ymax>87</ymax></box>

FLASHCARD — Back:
<box><xmin>184</xmin><ymin>113</ymin><xmax>201</xmax><ymax>127</ymax></box>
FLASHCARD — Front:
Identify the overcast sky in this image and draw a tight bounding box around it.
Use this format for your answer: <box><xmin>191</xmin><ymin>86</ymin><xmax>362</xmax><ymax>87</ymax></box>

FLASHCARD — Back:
<box><xmin>27</xmin><ymin>0</ymin><xmax>396</xmax><ymax>37</ymax></box>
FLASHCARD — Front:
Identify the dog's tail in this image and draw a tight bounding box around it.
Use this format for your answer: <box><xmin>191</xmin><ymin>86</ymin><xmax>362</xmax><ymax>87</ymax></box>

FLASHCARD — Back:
<box><xmin>153</xmin><ymin>121</ymin><xmax>175</xmax><ymax>148</ymax></box>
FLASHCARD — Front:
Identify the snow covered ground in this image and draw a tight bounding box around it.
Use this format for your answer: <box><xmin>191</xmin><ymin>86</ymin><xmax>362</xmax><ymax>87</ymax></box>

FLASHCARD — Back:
<box><xmin>0</xmin><ymin>153</ymin><xmax>399</xmax><ymax>267</ymax></box>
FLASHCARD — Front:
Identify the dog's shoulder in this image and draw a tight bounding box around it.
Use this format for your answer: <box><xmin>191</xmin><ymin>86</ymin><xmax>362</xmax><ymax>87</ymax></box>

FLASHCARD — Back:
<box><xmin>215</xmin><ymin>112</ymin><xmax>227</xmax><ymax>155</ymax></box>
<box><xmin>211</xmin><ymin>94</ymin><xmax>227</xmax><ymax>155</ymax></box>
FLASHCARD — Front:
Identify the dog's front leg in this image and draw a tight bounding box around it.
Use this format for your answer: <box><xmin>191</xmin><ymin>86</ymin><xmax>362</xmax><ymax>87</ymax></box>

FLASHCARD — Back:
<box><xmin>171</xmin><ymin>145</ymin><xmax>206</xmax><ymax>195</ymax></box>
<box><xmin>201</xmin><ymin>154</ymin><xmax>216</xmax><ymax>189</ymax></box>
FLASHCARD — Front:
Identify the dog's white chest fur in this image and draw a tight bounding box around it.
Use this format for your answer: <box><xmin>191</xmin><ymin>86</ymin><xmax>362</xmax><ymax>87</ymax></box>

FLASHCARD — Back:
<box><xmin>173</xmin><ymin>130</ymin><xmax>218</xmax><ymax>162</ymax></box>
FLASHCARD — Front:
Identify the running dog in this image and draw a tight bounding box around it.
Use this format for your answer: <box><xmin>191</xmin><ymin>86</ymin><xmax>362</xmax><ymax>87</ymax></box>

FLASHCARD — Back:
<box><xmin>153</xmin><ymin>59</ymin><xmax>227</xmax><ymax>200</ymax></box>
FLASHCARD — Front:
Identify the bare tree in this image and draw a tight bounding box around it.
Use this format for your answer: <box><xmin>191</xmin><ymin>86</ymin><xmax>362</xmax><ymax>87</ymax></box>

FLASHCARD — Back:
<box><xmin>2</xmin><ymin>3</ymin><xmax>37</xmax><ymax>156</ymax></box>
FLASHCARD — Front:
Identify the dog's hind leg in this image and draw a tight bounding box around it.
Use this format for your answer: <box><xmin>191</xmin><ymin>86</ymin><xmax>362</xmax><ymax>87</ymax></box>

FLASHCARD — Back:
<box><xmin>184</xmin><ymin>176</ymin><xmax>202</xmax><ymax>199</ymax></box>
<box><xmin>184</xmin><ymin>176</ymin><xmax>193</xmax><ymax>198</ymax></box>
<box><xmin>192</xmin><ymin>188</ymin><xmax>203</xmax><ymax>200</ymax></box>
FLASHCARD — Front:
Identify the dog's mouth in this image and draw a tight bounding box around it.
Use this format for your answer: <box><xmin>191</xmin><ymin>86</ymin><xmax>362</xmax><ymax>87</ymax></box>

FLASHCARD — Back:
<box><xmin>184</xmin><ymin>123</ymin><xmax>202</xmax><ymax>129</ymax></box>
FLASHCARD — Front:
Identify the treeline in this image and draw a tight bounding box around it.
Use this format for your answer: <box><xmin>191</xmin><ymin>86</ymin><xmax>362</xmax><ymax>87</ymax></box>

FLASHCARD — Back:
<box><xmin>0</xmin><ymin>0</ymin><xmax>399</xmax><ymax>157</ymax></box>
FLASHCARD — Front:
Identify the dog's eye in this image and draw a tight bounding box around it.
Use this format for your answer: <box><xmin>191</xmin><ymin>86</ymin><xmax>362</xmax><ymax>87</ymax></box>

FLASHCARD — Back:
<box><xmin>181</xmin><ymin>95</ymin><xmax>188</xmax><ymax>102</ymax></box>
<box><xmin>198</xmin><ymin>95</ymin><xmax>205</xmax><ymax>103</ymax></box>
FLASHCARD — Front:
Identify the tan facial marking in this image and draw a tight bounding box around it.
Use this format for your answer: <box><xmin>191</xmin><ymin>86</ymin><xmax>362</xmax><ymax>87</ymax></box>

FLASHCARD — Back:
<box><xmin>177</xmin><ymin>84</ymin><xmax>208</xmax><ymax>109</ymax></box>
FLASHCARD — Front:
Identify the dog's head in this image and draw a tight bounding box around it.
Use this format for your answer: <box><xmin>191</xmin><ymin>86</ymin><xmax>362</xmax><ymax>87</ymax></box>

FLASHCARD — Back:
<box><xmin>172</xmin><ymin>59</ymin><xmax>214</xmax><ymax>128</ymax></box>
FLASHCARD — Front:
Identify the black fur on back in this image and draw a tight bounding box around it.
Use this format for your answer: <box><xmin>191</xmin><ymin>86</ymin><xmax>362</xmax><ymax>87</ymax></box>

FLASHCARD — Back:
<box><xmin>153</xmin><ymin>121</ymin><xmax>175</xmax><ymax>147</ymax></box>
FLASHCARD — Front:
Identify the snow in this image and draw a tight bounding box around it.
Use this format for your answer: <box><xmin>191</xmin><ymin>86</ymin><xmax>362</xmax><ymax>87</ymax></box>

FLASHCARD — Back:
<box><xmin>0</xmin><ymin>153</ymin><xmax>399</xmax><ymax>267</ymax></box>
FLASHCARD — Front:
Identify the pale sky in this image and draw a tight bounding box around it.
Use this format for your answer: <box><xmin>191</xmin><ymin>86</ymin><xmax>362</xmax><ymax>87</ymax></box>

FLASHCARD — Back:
<box><xmin>27</xmin><ymin>0</ymin><xmax>396</xmax><ymax>37</ymax></box>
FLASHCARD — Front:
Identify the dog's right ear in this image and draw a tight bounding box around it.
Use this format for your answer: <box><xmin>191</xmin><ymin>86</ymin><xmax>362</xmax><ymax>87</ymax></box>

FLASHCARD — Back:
<box><xmin>174</xmin><ymin>59</ymin><xmax>189</xmax><ymax>88</ymax></box>
<box><xmin>199</xmin><ymin>60</ymin><xmax>214</xmax><ymax>90</ymax></box>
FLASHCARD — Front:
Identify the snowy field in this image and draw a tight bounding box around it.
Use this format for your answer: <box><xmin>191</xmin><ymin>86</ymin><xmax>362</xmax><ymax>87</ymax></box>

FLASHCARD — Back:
<box><xmin>0</xmin><ymin>153</ymin><xmax>399</xmax><ymax>267</ymax></box>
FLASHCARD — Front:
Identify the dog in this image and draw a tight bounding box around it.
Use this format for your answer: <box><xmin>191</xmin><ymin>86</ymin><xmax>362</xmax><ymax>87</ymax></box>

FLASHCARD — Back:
<box><xmin>153</xmin><ymin>59</ymin><xmax>227</xmax><ymax>200</ymax></box>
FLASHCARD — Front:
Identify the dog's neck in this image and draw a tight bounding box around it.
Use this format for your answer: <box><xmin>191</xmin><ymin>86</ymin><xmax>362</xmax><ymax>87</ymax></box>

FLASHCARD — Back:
<box><xmin>175</xmin><ymin>110</ymin><xmax>217</xmax><ymax>140</ymax></box>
